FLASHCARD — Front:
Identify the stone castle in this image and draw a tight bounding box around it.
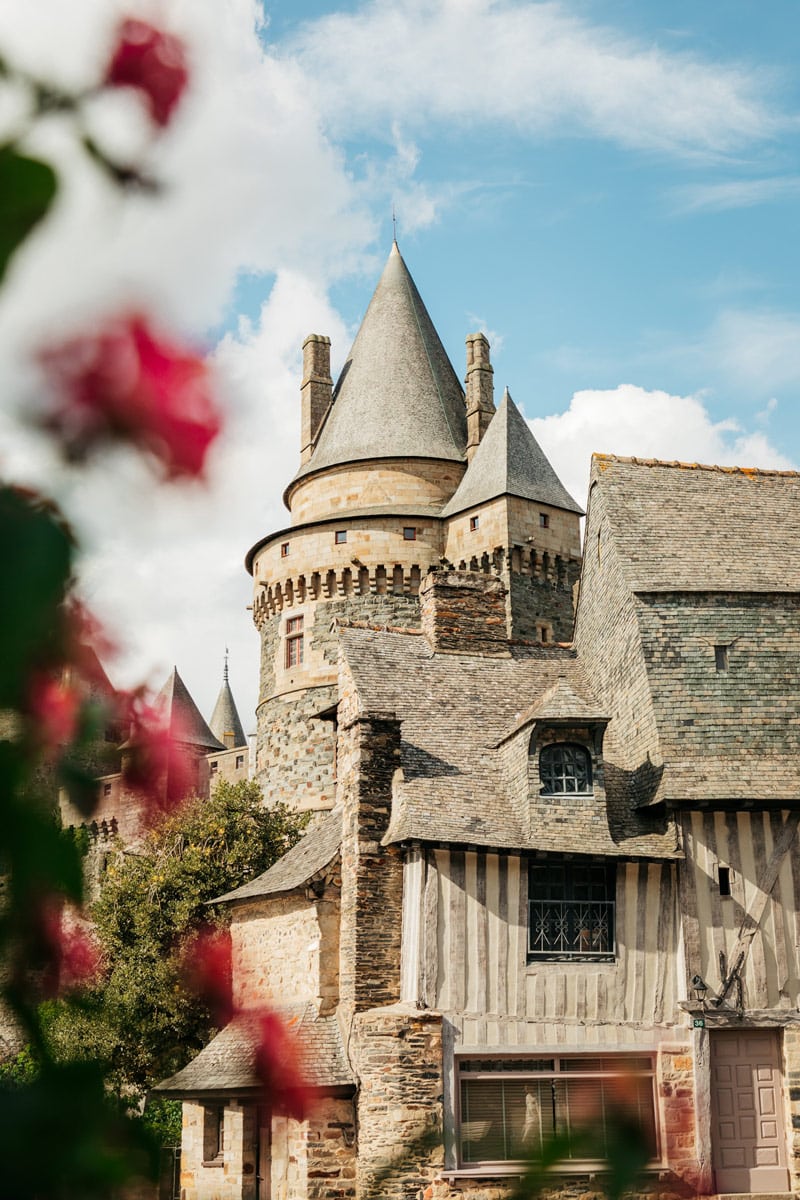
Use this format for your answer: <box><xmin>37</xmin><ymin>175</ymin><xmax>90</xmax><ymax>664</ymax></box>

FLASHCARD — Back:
<box><xmin>156</xmin><ymin>244</ymin><xmax>800</xmax><ymax>1200</ymax></box>
<box><xmin>248</xmin><ymin>242</ymin><xmax>582</xmax><ymax>813</ymax></box>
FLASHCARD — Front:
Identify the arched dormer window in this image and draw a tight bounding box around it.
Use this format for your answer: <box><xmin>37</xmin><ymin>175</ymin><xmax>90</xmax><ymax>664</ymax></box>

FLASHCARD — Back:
<box><xmin>539</xmin><ymin>743</ymin><xmax>592</xmax><ymax>795</ymax></box>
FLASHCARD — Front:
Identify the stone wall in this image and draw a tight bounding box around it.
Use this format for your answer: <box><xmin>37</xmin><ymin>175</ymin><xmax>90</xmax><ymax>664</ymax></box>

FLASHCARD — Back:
<box><xmin>286</xmin><ymin>458</ymin><xmax>464</xmax><ymax>524</ymax></box>
<box><xmin>304</xmin><ymin>1098</ymin><xmax>357</xmax><ymax>1200</ymax></box>
<box><xmin>353</xmin><ymin>1006</ymin><xmax>444</xmax><ymax>1200</ymax></box>
<box><xmin>255</xmin><ymin>594</ymin><xmax>419</xmax><ymax>810</ymax></box>
<box><xmin>230</xmin><ymin>888</ymin><xmax>340</xmax><ymax>1012</ymax></box>
<box><xmin>505</xmin><ymin>565</ymin><xmax>579</xmax><ymax>644</ymax></box>
<box><xmin>180</xmin><ymin>1101</ymin><xmax>257</xmax><ymax>1200</ymax></box>
<box><xmin>783</xmin><ymin>1023</ymin><xmax>800</xmax><ymax>1195</ymax></box>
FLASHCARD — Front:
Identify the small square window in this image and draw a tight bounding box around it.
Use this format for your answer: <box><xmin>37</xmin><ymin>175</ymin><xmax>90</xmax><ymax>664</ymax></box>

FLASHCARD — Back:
<box><xmin>403</xmin><ymin>526</ymin><xmax>417</xmax><ymax>541</ymax></box>
<box><xmin>714</xmin><ymin>644</ymin><xmax>729</xmax><ymax>671</ymax></box>
<box><xmin>235</xmin><ymin>754</ymin><xmax>244</xmax><ymax>769</ymax></box>
<box><xmin>209</xmin><ymin>761</ymin><xmax>218</xmax><ymax>775</ymax></box>
<box><xmin>718</xmin><ymin>865</ymin><xmax>731</xmax><ymax>897</ymax></box>
<box><xmin>539</xmin><ymin>512</ymin><xmax>550</xmax><ymax>528</ymax></box>
<box><xmin>103</xmin><ymin>783</ymin><xmax>112</xmax><ymax>796</ymax></box>
<box><xmin>540</xmin><ymin>626</ymin><xmax>548</xmax><ymax>643</ymax></box>
<box><xmin>334</xmin><ymin>530</ymin><xmax>347</xmax><ymax>544</ymax></box>
<box><xmin>280</xmin><ymin>542</ymin><xmax>290</xmax><ymax>557</ymax></box>
<box><xmin>469</xmin><ymin>515</ymin><xmax>479</xmax><ymax>531</ymax></box>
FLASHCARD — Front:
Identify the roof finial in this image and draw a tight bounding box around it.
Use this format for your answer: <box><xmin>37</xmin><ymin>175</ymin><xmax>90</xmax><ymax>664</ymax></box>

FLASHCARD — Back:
<box><xmin>392</xmin><ymin>203</ymin><xmax>397</xmax><ymax>245</ymax></box>
<box><xmin>223</xmin><ymin>646</ymin><xmax>229</xmax><ymax>683</ymax></box>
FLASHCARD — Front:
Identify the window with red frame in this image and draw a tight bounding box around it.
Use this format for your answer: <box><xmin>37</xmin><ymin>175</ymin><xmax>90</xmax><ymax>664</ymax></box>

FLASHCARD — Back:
<box><xmin>285</xmin><ymin>616</ymin><xmax>304</xmax><ymax>668</ymax></box>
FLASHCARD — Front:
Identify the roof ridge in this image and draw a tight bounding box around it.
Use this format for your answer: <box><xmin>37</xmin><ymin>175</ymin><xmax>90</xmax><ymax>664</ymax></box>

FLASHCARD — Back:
<box><xmin>593</xmin><ymin>452</ymin><xmax>800</xmax><ymax>478</ymax></box>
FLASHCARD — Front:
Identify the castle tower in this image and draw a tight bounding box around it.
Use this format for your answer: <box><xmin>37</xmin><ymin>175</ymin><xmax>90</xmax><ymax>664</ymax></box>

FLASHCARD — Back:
<box><xmin>441</xmin><ymin>387</ymin><xmax>583</xmax><ymax>643</ymax></box>
<box><xmin>246</xmin><ymin>246</ymin><xmax>582</xmax><ymax>811</ymax></box>
<box><xmin>208</xmin><ymin>653</ymin><xmax>247</xmax><ymax>750</ymax></box>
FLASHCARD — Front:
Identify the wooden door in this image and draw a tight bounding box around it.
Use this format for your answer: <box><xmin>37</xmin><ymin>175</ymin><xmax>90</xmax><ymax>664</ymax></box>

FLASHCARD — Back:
<box><xmin>710</xmin><ymin>1029</ymin><xmax>789</xmax><ymax>1193</ymax></box>
<box><xmin>255</xmin><ymin>1105</ymin><xmax>270</xmax><ymax>1200</ymax></box>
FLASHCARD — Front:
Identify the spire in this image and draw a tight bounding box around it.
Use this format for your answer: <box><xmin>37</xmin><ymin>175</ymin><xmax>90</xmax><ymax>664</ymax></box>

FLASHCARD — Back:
<box><xmin>209</xmin><ymin>655</ymin><xmax>247</xmax><ymax>750</ymax></box>
<box><xmin>156</xmin><ymin>668</ymin><xmax>225</xmax><ymax>751</ymax></box>
<box><xmin>290</xmin><ymin>244</ymin><xmax>467</xmax><ymax>486</ymax></box>
<box><xmin>441</xmin><ymin>388</ymin><xmax>583</xmax><ymax>518</ymax></box>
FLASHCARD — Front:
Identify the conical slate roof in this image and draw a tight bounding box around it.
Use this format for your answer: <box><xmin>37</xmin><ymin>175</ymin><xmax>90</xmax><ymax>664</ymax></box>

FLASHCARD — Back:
<box><xmin>441</xmin><ymin>389</ymin><xmax>583</xmax><ymax>517</ymax></box>
<box><xmin>291</xmin><ymin>243</ymin><xmax>467</xmax><ymax>485</ymax></box>
<box><xmin>156</xmin><ymin>668</ymin><xmax>225</xmax><ymax>752</ymax></box>
<box><xmin>209</xmin><ymin>661</ymin><xmax>246</xmax><ymax>749</ymax></box>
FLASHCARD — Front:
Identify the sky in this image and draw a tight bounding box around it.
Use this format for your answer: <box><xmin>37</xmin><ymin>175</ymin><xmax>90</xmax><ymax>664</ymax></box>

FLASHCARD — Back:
<box><xmin>0</xmin><ymin>0</ymin><xmax>798</xmax><ymax>733</ymax></box>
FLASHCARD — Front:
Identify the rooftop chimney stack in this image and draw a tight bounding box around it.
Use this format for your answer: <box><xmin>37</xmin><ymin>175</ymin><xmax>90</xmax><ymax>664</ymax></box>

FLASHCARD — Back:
<box><xmin>420</xmin><ymin>569</ymin><xmax>510</xmax><ymax>656</ymax></box>
<box><xmin>300</xmin><ymin>334</ymin><xmax>332</xmax><ymax>464</ymax></box>
<box><xmin>465</xmin><ymin>333</ymin><xmax>495</xmax><ymax>463</ymax></box>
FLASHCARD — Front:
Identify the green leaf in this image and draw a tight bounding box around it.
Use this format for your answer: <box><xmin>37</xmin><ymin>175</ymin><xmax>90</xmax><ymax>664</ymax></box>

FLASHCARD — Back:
<box><xmin>0</xmin><ymin>487</ymin><xmax>73</xmax><ymax>707</ymax></box>
<box><xmin>0</xmin><ymin>146</ymin><xmax>58</xmax><ymax>285</ymax></box>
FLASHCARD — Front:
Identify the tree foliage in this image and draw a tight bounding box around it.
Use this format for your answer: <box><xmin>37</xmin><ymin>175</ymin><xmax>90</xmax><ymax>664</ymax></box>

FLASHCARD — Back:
<box><xmin>44</xmin><ymin>779</ymin><xmax>307</xmax><ymax>1100</ymax></box>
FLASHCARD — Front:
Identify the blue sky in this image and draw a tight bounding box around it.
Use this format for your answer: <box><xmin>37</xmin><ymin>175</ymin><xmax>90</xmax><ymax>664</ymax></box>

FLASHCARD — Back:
<box><xmin>248</xmin><ymin>0</ymin><xmax>800</xmax><ymax>460</ymax></box>
<box><xmin>1</xmin><ymin>0</ymin><xmax>798</xmax><ymax>724</ymax></box>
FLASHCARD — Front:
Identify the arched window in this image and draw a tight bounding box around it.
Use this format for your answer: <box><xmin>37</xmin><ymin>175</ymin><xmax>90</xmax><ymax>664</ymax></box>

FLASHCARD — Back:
<box><xmin>539</xmin><ymin>743</ymin><xmax>592</xmax><ymax>795</ymax></box>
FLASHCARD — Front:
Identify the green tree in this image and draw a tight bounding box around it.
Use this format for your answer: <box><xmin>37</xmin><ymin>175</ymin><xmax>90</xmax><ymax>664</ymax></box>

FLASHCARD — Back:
<box><xmin>44</xmin><ymin>779</ymin><xmax>306</xmax><ymax>1103</ymax></box>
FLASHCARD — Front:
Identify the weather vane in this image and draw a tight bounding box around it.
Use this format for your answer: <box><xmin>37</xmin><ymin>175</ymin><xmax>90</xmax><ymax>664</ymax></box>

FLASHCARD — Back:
<box><xmin>392</xmin><ymin>203</ymin><xmax>397</xmax><ymax>242</ymax></box>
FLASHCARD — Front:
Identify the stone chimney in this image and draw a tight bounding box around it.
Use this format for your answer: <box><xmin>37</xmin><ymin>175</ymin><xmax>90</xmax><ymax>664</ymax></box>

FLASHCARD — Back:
<box><xmin>420</xmin><ymin>570</ymin><xmax>510</xmax><ymax>655</ymax></box>
<box><xmin>465</xmin><ymin>332</ymin><xmax>495</xmax><ymax>462</ymax></box>
<box><xmin>300</xmin><ymin>334</ymin><xmax>332</xmax><ymax>464</ymax></box>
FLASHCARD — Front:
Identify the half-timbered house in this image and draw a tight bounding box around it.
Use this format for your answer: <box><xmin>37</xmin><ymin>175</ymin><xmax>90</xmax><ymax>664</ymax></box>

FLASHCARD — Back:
<box><xmin>156</xmin><ymin>246</ymin><xmax>800</xmax><ymax>1200</ymax></box>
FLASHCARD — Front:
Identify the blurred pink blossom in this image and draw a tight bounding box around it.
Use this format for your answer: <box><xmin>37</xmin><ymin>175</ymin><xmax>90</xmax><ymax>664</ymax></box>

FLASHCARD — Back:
<box><xmin>39</xmin><ymin>315</ymin><xmax>221</xmax><ymax>480</ymax></box>
<box><xmin>25</xmin><ymin>673</ymin><xmax>81</xmax><ymax>756</ymax></box>
<box><xmin>104</xmin><ymin>19</ymin><xmax>189</xmax><ymax>127</ymax></box>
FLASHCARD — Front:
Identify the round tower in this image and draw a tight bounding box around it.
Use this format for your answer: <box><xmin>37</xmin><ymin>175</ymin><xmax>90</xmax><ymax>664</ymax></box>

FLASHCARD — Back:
<box><xmin>247</xmin><ymin>244</ymin><xmax>468</xmax><ymax>810</ymax></box>
<box><xmin>246</xmin><ymin>245</ymin><xmax>584</xmax><ymax>812</ymax></box>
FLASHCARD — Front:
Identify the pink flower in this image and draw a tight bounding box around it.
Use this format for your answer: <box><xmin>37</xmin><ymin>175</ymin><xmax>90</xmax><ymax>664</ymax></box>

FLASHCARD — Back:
<box><xmin>104</xmin><ymin>19</ymin><xmax>189</xmax><ymax>127</ymax></box>
<box><xmin>26</xmin><ymin>673</ymin><xmax>81</xmax><ymax>755</ymax></box>
<box><xmin>38</xmin><ymin>902</ymin><xmax>104</xmax><ymax>998</ymax></box>
<box><xmin>252</xmin><ymin>1010</ymin><xmax>311</xmax><ymax>1120</ymax></box>
<box><xmin>180</xmin><ymin>927</ymin><xmax>234</xmax><ymax>1026</ymax></box>
<box><xmin>119</xmin><ymin>691</ymin><xmax>195</xmax><ymax>823</ymax></box>
<box><xmin>39</xmin><ymin>315</ymin><xmax>221</xmax><ymax>480</ymax></box>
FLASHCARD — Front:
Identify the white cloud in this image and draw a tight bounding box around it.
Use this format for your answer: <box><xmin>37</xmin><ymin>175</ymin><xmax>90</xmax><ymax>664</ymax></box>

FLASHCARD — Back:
<box><xmin>285</xmin><ymin>0</ymin><xmax>784</xmax><ymax>157</ymax></box>
<box><xmin>528</xmin><ymin>384</ymin><xmax>796</xmax><ymax>508</ymax></box>
<box><xmin>672</xmin><ymin>175</ymin><xmax>800</xmax><ymax>213</ymax></box>
<box><xmin>43</xmin><ymin>271</ymin><xmax>350</xmax><ymax>728</ymax></box>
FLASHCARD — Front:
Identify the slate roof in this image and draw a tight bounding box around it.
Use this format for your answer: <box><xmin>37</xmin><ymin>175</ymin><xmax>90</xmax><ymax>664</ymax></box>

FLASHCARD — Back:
<box><xmin>153</xmin><ymin>1005</ymin><xmax>353</xmax><ymax>1098</ymax></box>
<box><xmin>593</xmin><ymin>455</ymin><xmax>800</xmax><ymax>592</ymax></box>
<box><xmin>212</xmin><ymin>808</ymin><xmax>342</xmax><ymax>905</ymax></box>
<box><xmin>339</xmin><ymin>627</ymin><xmax>677</xmax><ymax>857</ymax></box>
<box><xmin>500</xmin><ymin>676</ymin><xmax>610</xmax><ymax>743</ymax></box>
<box><xmin>290</xmin><ymin>244</ymin><xmax>467</xmax><ymax>489</ymax></box>
<box><xmin>442</xmin><ymin>389</ymin><xmax>583</xmax><ymax>517</ymax></box>
<box><xmin>124</xmin><ymin>668</ymin><xmax>224</xmax><ymax>752</ymax></box>
<box><xmin>208</xmin><ymin>665</ymin><xmax>247</xmax><ymax>749</ymax></box>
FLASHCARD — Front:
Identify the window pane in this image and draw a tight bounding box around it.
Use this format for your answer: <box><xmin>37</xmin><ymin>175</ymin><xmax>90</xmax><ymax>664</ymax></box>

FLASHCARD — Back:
<box><xmin>528</xmin><ymin>861</ymin><xmax>615</xmax><ymax>959</ymax></box>
<box><xmin>459</xmin><ymin>1059</ymin><xmax>657</xmax><ymax>1166</ymax></box>
<box><xmin>539</xmin><ymin>744</ymin><xmax>592</xmax><ymax>795</ymax></box>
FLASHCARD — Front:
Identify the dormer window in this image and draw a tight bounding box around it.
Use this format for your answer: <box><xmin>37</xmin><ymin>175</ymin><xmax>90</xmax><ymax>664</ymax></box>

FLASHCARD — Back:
<box><xmin>539</xmin><ymin>743</ymin><xmax>592</xmax><ymax>795</ymax></box>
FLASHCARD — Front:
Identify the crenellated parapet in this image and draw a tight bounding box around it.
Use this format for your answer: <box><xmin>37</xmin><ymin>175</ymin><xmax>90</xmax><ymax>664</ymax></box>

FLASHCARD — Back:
<box><xmin>253</xmin><ymin>563</ymin><xmax>428</xmax><ymax>624</ymax></box>
<box><xmin>440</xmin><ymin>543</ymin><xmax>577</xmax><ymax>586</ymax></box>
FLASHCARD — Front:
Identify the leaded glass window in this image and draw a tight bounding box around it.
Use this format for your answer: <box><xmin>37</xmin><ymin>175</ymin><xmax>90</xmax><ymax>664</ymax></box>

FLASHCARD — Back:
<box><xmin>539</xmin><ymin>743</ymin><xmax>592</xmax><ymax>794</ymax></box>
